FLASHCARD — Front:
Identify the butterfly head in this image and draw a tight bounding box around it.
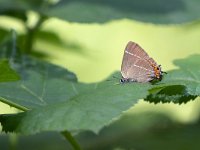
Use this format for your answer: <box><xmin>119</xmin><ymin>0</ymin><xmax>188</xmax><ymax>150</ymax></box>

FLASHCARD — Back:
<box><xmin>153</xmin><ymin>65</ymin><xmax>167</xmax><ymax>80</ymax></box>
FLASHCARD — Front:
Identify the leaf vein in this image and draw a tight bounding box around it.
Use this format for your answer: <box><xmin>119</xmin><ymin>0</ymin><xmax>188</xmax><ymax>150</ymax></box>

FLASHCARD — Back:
<box><xmin>71</xmin><ymin>83</ymin><xmax>78</xmax><ymax>95</ymax></box>
<box><xmin>41</xmin><ymin>68</ymin><xmax>48</xmax><ymax>101</ymax></box>
<box><xmin>20</xmin><ymin>84</ymin><xmax>46</xmax><ymax>104</ymax></box>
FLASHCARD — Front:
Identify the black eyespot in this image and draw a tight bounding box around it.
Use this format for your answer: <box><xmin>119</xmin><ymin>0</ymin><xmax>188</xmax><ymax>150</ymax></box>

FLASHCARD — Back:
<box><xmin>157</xmin><ymin>67</ymin><xmax>160</xmax><ymax>70</ymax></box>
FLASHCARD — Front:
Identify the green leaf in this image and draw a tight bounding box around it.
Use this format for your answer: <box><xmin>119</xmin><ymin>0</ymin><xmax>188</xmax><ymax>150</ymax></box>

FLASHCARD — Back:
<box><xmin>47</xmin><ymin>0</ymin><xmax>200</xmax><ymax>24</ymax></box>
<box><xmin>146</xmin><ymin>54</ymin><xmax>200</xmax><ymax>103</ymax></box>
<box><xmin>0</xmin><ymin>28</ymin><xmax>8</xmax><ymax>43</ymax></box>
<box><xmin>0</xmin><ymin>59</ymin><xmax>20</xmax><ymax>82</ymax></box>
<box><xmin>0</xmin><ymin>0</ymin><xmax>28</xmax><ymax>21</ymax></box>
<box><xmin>1</xmin><ymin>54</ymin><xmax>200</xmax><ymax>135</ymax></box>
<box><xmin>0</xmin><ymin>0</ymin><xmax>49</xmax><ymax>16</ymax></box>
<box><xmin>162</xmin><ymin>54</ymin><xmax>200</xmax><ymax>96</ymax></box>
<box><xmin>0</xmin><ymin>56</ymin><xmax>77</xmax><ymax>109</ymax></box>
<box><xmin>0</xmin><ymin>70</ymin><xmax>151</xmax><ymax>134</ymax></box>
<box><xmin>1</xmin><ymin>0</ymin><xmax>200</xmax><ymax>24</ymax></box>
<box><xmin>146</xmin><ymin>85</ymin><xmax>197</xmax><ymax>104</ymax></box>
<box><xmin>0</xmin><ymin>81</ymin><xmax>150</xmax><ymax>134</ymax></box>
<box><xmin>0</xmin><ymin>54</ymin><xmax>151</xmax><ymax>135</ymax></box>
<box><xmin>0</xmin><ymin>29</ymin><xmax>22</xmax><ymax>60</ymax></box>
<box><xmin>77</xmin><ymin>112</ymin><xmax>200</xmax><ymax>150</ymax></box>
<box><xmin>15</xmin><ymin>56</ymin><xmax>78</xmax><ymax>82</ymax></box>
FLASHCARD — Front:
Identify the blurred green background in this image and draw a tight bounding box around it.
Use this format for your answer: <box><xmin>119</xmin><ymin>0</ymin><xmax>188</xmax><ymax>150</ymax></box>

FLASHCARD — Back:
<box><xmin>0</xmin><ymin>0</ymin><xmax>200</xmax><ymax>149</ymax></box>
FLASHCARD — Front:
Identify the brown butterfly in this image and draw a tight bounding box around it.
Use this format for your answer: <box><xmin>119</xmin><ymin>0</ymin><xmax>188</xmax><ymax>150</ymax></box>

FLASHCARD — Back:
<box><xmin>120</xmin><ymin>41</ymin><xmax>165</xmax><ymax>83</ymax></box>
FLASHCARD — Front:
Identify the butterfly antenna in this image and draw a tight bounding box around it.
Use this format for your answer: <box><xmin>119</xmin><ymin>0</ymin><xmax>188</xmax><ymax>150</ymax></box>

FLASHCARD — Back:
<box><xmin>161</xmin><ymin>71</ymin><xmax>167</xmax><ymax>74</ymax></box>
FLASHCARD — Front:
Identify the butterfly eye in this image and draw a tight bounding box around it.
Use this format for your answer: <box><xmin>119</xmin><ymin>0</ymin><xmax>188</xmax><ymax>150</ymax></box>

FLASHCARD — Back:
<box><xmin>120</xmin><ymin>79</ymin><xmax>125</xmax><ymax>83</ymax></box>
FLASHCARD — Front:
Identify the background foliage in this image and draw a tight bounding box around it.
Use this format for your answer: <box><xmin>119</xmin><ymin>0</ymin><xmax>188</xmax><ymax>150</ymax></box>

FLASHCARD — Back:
<box><xmin>0</xmin><ymin>0</ymin><xmax>200</xmax><ymax>150</ymax></box>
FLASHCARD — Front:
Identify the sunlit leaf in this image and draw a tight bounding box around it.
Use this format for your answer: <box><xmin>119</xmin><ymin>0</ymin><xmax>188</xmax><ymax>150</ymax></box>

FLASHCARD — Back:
<box><xmin>0</xmin><ymin>59</ymin><xmax>20</xmax><ymax>82</ymax></box>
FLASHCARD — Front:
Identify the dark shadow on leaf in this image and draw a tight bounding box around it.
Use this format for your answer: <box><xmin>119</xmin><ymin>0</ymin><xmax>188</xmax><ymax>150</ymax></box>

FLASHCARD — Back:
<box><xmin>0</xmin><ymin>113</ymin><xmax>25</xmax><ymax>133</ymax></box>
<box><xmin>0</xmin><ymin>0</ymin><xmax>49</xmax><ymax>13</ymax></box>
<box><xmin>0</xmin><ymin>131</ymin><xmax>71</xmax><ymax>150</ymax></box>
<box><xmin>0</xmin><ymin>28</ymin><xmax>9</xmax><ymax>43</ymax></box>
<box><xmin>48</xmin><ymin>0</ymin><xmax>193</xmax><ymax>24</ymax></box>
<box><xmin>76</xmin><ymin>112</ymin><xmax>200</xmax><ymax>150</ymax></box>
<box><xmin>146</xmin><ymin>85</ymin><xmax>197</xmax><ymax>104</ymax></box>
<box><xmin>1</xmin><ymin>112</ymin><xmax>200</xmax><ymax>150</ymax></box>
<box><xmin>0</xmin><ymin>29</ymin><xmax>22</xmax><ymax>60</ymax></box>
<box><xmin>60</xmin><ymin>0</ymin><xmax>185</xmax><ymax>14</ymax></box>
<box><xmin>0</xmin><ymin>9</ymin><xmax>27</xmax><ymax>21</ymax></box>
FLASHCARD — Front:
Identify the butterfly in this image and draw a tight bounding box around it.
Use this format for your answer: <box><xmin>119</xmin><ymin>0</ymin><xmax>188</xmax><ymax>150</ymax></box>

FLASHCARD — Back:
<box><xmin>120</xmin><ymin>41</ymin><xmax>165</xmax><ymax>83</ymax></box>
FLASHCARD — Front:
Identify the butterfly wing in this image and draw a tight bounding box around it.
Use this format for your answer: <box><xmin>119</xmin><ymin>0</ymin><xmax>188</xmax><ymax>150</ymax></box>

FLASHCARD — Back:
<box><xmin>121</xmin><ymin>41</ymin><xmax>157</xmax><ymax>82</ymax></box>
<box><xmin>126</xmin><ymin>59</ymin><xmax>154</xmax><ymax>82</ymax></box>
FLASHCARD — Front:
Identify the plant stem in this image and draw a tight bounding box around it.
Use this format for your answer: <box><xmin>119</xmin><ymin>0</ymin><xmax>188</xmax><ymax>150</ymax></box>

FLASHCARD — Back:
<box><xmin>24</xmin><ymin>15</ymin><xmax>47</xmax><ymax>54</ymax></box>
<box><xmin>0</xmin><ymin>97</ymin><xmax>28</xmax><ymax>111</ymax></box>
<box><xmin>9</xmin><ymin>133</ymin><xmax>18</xmax><ymax>150</ymax></box>
<box><xmin>61</xmin><ymin>131</ymin><xmax>82</xmax><ymax>150</ymax></box>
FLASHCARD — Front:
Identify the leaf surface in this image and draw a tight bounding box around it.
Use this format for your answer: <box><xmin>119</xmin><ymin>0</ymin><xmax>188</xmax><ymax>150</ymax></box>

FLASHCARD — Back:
<box><xmin>0</xmin><ymin>59</ymin><xmax>20</xmax><ymax>82</ymax></box>
<box><xmin>47</xmin><ymin>0</ymin><xmax>200</xmax><ymax>24</ymax></box>
<box><xmin>146</xmin><ymin>54</ymin><xmax>200</xmax><ymax>103</ymax></box>
<box><xmin>0</xmin><ymin>70</ymin><xmax>151</xmax><ymax>134</ymax></box>
<box><xmin>0</xmin><ymin>56</ymin><xmax>151</xmax><ymax>134</ymax></box>
<box><xmin>1</xmin><ymin>0</ymin><xmax>200</xmax><ymax>24</ymax></box>
<box><xmin>0</xmin><ymin>56</ymin><xmax>77</xmax><ymax>109</ymax></box>
<box><xmin>1</xmin><ymin>55</ymin><xmax>200</xmax><ymax>134</ymax></box>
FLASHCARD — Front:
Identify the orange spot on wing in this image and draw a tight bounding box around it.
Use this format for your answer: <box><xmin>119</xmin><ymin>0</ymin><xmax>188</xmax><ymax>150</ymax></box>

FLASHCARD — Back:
<box><xmin>153</xmin><ymin>66</ymin><xmax>161</xmax><ymax>79</ymax></box>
